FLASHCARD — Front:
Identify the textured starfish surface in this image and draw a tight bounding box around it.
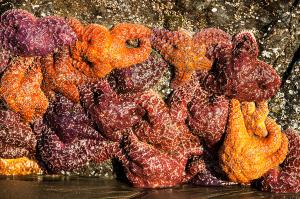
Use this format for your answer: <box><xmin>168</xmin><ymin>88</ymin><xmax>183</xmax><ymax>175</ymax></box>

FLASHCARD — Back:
<box><xmin>172</xmin><ymin>72</ymin><xmax>229</xmax><ymax>148</ymax></box>
<box><xmin>80</xmin><ymin>80</ymin><xmax>145</xmax><ymax>141</ymax></box>
<box><xmin>194</xmin><ymin>29</ymin><xmax>281</xmax><ymax>102</ymax></box>
<box><xmin>114</xmin><ymin>132</ymin><xmax>198</xmax><ymax>188</ymax></box>
<box><xmin>188</xmin><ymin>149</ymin><xmax>237</xmax><ymax>186</ymax></box>
<box><xmin>0</xmin><ymin>56</ymin><xmax>49</xmax><ymax>122</ymax></box>
<box><xmin>0</xmin><ymin>157</ymin><xmax>41</xmax><ymax>175</ymax></box>
<box><xmin>151</xmin><ymin>28</ymin><xmax>212</xmax><ymax>86</ymax></box>
<box><xmin>68</xmin><ymin>18</ymin><xmax>152</xmax><ymax>78</ymax></box>
<box><xmin>260</xmin><ymin>129</ymin><xmax>300</xmax><ymax>193</ymax></box>
<box><xmin>112</xmin><ymin>90</ymin><xmax>203</xmax><ymax>188</ymax></box>
<box><xmin>41</xmin><ymin>47</ymin><xmax>86</xmax><ymax>102</ymax></box>
<box><xmin>219</xmin><ymin>99</ymin><xmax>288</xmax><ymax>183</ymax></box>
<box><xmin>0</xmin><ymin>46</ymin><xmax>10</xmax><ymax>74</ymax></box>
<box><xmin>108</xmin><ymin>53</ymin><xmax>168</xmax><ymax>93</ymax></box>
<box><xmin>0</xmin><ymin>9</ymin><xmax>76</xmax><ymax>56</ymax></box>
<box><xmin>0</xmin><ymin>104</ymin><xmax>37</xmax><ymax>159</ymax></box>
<box><xmin>36</xmin><ymin>94</ymin><xmax>116</xmax><ymax>173</ymax></box>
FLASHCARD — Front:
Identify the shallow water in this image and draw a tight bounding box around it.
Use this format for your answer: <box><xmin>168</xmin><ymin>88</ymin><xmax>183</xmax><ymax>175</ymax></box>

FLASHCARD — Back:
<box><xmin>0</xmin><ymin>176</ymin><xmax>299</xmax><ymax>199</ymax></box>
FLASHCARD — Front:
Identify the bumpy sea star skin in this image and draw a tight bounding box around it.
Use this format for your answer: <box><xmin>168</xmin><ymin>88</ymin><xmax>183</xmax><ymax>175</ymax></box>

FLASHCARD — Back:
<box><xmin>133</xmin><ymin>90</ymin><xmax>202</xmax><ymax>156</ymax></box>
<box><xmin>188</xmin><ymin>149</ymin><xmax>237</xmax><ymax>186</ymax></box>
<box><xmin>44</xmin><ymin>93</ymin><xmax>104</xmax><ymax>143</ymax></box>
<box><xmin>36</xmin><ymin>96</ymin><xmax>117</xmax><ymax>173</ymax></box>
<box><xmin>0</xmin><ymin>157</ymin><xmax>41</xmax><ymax>175</ymax></box>
<box><xmin>69</xmin><ymin>19</ymin><xmax>152</xmax><ymax>78</ymax></box>
<box><xmin>151</xmin><ymin>28</ymin><xmax>212</xmax><ymax>86</ymax></box>
<box><xmin>41</xmin><ymin>47</ymin><xmax>86</xmax><ymax>102</ymax></box>
<box><xmin>114</xmin><ymin>132</ymin><xmax>197</xmax><ymax>188</ymax></box>
<box><xmin>108</xmin><ymin>53</ymin><xmax>168</xmax><ymax>93</ymax></box>
<box><xmin>0</xmin><ymin>9</ymin><xmax>76</xmax><ymax>56</ymax></box>
<box><xmin>260</xmin><ymin>129</ymin><xmax>300</xmax><ymax>193</ymax></box>
<box><xmin>194</xmin><ymin>29</ymin><xmax>280</xmax><ymax>102</ymax></box>
<box><xmin>79</xmin><ymin>80</ymin><xmax>145</xmax><ymax>141</ymax></box>
<box><xmin>109</xmin><ymin>23</ymin><xmax>152</xmax><ymax>69</ymax></box>
<box><xmin>0</xmin><ymin>105</ymin><xmax>37</xmax><ymax>159</ymax></box>
<box><xmin>0</xmin><ymin>56</ymin><xmax>49</xmax><ymax>122</ymax></box>
<box><xmin>37</xmin><ymin>125</ymin><xmax>116</xmax><ymax>173</ymax></box>
<box><xmin>0</xmin><ymin>47</ymin><xmax>10</xmax><ymax>74</ymax></box>
<box><xmin>219</xmin><ymin>99</ymin><xmax>288</xmax><ymax>183</ymax></box>
<box><xmin>169</xmin><ymin>72</ymin><xmax>229</xmax><ymax>148</ymax></box>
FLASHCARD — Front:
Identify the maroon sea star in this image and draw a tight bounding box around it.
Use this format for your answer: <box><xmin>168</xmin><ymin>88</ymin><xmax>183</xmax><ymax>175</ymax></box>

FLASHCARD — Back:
<box><xmin>0</xmin><ymin>9</ymin><xmax>76</xmax><ymax>56</ymax></box>
<box><xmin>108</xmin><ymin>53</ymin><xmax>168</xmax><ymax>93</ymax></box>
<box><xmin>79</xmin><ymin>80</ymin><xmax>145</xmax><ymax>141</ymax></box>
<box><xmin>193</xmin><ymin>29</ymin><xmax>281</xmax><ymax>102</ymax></box>
<box><xmin>260</xmin><ymin>129</ymin><xmax>300</xmax><ymax>193</ymax></box>
<box><xmin>36</xmin><ymin>94</ymin><xmax>116</xmax><ymax>173</ymax></box>
<box><xmin>0</xmin><ymin>102</ymin><xmax>37</xmax><ymax>159</ymax></box>
<box><xmin>170</xmin><ymin>72</ymin><xmax>229</xmax><ymax>148</ymax></box>
<box><xmin>112</xmin><ymin>90</ymin><xmax>203</xmax><ymax>188</ymax></box>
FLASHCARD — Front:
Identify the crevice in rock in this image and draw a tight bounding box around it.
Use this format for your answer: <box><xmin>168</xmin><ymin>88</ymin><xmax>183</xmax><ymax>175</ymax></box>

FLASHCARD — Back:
<box><xmin>281</xmin><ymin>45</ymin><xmax>300</xmax><ymax>87</ymax></box>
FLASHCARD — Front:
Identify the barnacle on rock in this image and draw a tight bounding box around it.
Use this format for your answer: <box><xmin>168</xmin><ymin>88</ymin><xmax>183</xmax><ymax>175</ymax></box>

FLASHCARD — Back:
<box><xmin>260</xmin><ymin>129</ymin><xmax>300</xmax><ymax>193</ymax></box>
<box><xmin>0</xmin><ymin>47</ymin><xmax>10</xmax><ymax>74</ymax></box>
<box><xmin>219</xmin><ymin>99</ymin><xmax>288</xmax><ymax>183</ymax></box>
<box><xmin>0</xmin><ymin>157</ymin><xmax>41</xmax><ymax>175</ymax></box>
<box><xmin>0</xmin><ymin>56</ymin><xmax>49</xmax><ymax>122</ymax></box>
<box><xmin>108</xmin><ymin>53</ymin><xmax>168</xmax><ymax>93</ymax></box>
<box><xmin>0</xmin><ymin>9</ymin><xmax>76</xmax><ymax>56</ymax></box>
<box><xmin>194</xmin><ymin>29</ymin><xmax>280</xmax><ymax>102</ymax></box>
<box><xmin>151</xmin><ymin>28</ymin><xmax>212</xmax><ymax>86</ymax></box>
<box><xmin>41</xmin><ymin>47</ymin><xmax>86</xmax><ymax>102</ymax></box>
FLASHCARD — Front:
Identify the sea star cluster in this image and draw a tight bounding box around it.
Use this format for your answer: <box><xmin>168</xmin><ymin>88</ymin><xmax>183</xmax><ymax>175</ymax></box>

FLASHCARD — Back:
<box><xmin>0</xmin><ymin>9</ymin><xmax>298</xmax><ymax>193</ymax></box>
<box><xmin>260</xmin><ymin>129</ymin><xmax>300</xmax><ymax>193</ymax></box>
<box><xmin>0</xmin><ymin>9</ymin><xmax>76</xmax><ymax>56</ymax></box>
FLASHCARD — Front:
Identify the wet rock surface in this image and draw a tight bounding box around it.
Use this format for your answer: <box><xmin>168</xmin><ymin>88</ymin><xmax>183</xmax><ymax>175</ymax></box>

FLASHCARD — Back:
<box><xmin>1</xmin><ymin>0</ymin><xmax>298</xmax><ymax>131</ymax></box>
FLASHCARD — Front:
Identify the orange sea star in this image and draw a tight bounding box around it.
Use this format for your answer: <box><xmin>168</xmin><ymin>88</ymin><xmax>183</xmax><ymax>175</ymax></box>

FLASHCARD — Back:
<box><xmin>41</xmin><ymin>47</ymin><xmax>86</xmax><ymax>102</ymax></box>
<box><xmin>151</xmin><ymin>28</ymin><xmax>212</xmax><ymax>86</ymax></box>
<box><xmin>0</xmin><ymin>57</ymin><xmax>49</xmax><ymax>122</ymax></box>
<box><xmin>68</xmin><ymin>19</ymin><xmax>152</xmax><ymax>78</ymax></box>
<box><xmin>0</xmin><ymin>157</ymin><xmax>41</xmax><ymax>175</ymax></box>
<box><xmin>219</xmin><ymin>99</ymin><xmax>288</xmax><ymax>183</ymax></box>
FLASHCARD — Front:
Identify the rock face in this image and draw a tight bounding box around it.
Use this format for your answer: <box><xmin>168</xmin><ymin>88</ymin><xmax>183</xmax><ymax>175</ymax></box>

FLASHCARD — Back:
<box><xmin>0</xmin><ymin>1</ymin><xmax>299</xmax><ymax>123</ymax></box>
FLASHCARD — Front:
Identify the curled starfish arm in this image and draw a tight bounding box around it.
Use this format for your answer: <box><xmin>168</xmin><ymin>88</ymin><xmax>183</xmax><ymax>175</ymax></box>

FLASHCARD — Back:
<box><xmin>110</xmin><ymin>23</ymin><xmax>152</xmax><ymax>69</ymax></box>
<box><xmin>219</xmin><ymin>99</ymin><xmax>288</xmax><ymax>183</ymax></box>
<box><xmin>67</xmin><ymin>17</ymin><xmax>85</xmax><ymax>40</ymax></box>
<box><xmin>261</xmin><ymin>129</ymin><xmax>300</xmax><ymax>193</ymax></box>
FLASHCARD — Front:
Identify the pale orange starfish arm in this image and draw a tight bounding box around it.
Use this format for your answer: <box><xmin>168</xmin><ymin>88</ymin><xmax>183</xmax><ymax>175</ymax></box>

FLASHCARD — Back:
<box><xmin>0</xmin><ymin>157</ymin><xmax>42</xmax><ymax>175</ymax></box>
